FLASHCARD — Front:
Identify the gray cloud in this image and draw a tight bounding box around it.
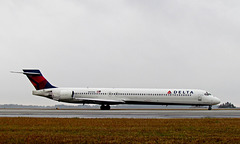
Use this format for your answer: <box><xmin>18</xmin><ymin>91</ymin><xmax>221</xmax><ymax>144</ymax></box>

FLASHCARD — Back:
<box><xmin>1</xmin><ymin>0</ymin><xmax>240</xmax><ymax>106</ymax></box>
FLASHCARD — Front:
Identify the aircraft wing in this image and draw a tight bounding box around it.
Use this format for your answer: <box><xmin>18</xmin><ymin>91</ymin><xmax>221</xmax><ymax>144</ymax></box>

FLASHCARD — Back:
<box><xmin>74</xmin><ymin>98</ymin><xmax>125</xmax><ymax>104</ymax></box>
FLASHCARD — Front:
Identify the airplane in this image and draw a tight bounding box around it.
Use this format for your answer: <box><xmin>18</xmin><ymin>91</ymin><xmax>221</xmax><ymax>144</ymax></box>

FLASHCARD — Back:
<box><xmin>12</xmin><ymin>69</ymin><xmax>221</xmax><ymax>110</ymax></box>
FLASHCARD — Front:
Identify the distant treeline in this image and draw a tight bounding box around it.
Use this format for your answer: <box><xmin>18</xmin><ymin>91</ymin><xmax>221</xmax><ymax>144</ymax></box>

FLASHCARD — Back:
<box><xmin>218</xmin><ymin>102</ymin><xmax>236</xmax><ymax>108</ymax></box>
<box><xmin>0</xmin><ymin>104</ymin><xmax>96</xmax><ymax>109</ymax></box>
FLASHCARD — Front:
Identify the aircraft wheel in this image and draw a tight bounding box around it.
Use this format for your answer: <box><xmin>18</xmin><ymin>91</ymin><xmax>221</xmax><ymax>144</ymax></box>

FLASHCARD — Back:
<box><xmin>106</xmin><ymin>105</ymin><xmax>110</xmax><ymax>110</ymax></box>
<box><xmin>208</xmin><ymin>105</ymin><xmax>212</xmax><ymax>110</ymax></box>
<box><xmin>100</xmin><ymin>104</ymin><xmax>111</xmax><ymax>110</ymax></box>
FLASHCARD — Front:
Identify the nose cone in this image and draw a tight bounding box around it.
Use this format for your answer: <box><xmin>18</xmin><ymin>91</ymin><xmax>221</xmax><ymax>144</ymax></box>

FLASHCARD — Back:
<box><xmin>212</xmin><ymin>97</ymin><xmax>221</xmax><ymax>105</ymax></box>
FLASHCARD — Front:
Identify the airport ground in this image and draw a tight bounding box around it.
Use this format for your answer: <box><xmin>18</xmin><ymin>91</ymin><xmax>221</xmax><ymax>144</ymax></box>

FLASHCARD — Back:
<box><xmin>0</xmin><ymin>108</ymin><xmax>239</xmax><ymax>118</ymax></box>
<box><xmin>0</xmin><ymin>117</ymin><xmax>239</xmax><ymax>143</ymax></box>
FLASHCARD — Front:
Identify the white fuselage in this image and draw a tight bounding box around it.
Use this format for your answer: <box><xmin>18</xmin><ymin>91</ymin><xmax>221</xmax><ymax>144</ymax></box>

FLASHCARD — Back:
<box><xmin>32</xmin><ymin>88</ymin><xmax>220</xmax><ymax>106</ymax></box>
<box><xmin>14</xmin><ymin>69</ymin><xmax>221</xmax><ymax>110</ymax></box>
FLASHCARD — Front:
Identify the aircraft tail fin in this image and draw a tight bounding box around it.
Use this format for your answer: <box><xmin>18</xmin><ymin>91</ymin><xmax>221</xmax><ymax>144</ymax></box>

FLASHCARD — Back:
<box><xmin>14</xmin><ymin>69</ymin><xmax>57</xmax><ymax>90</ymax></box>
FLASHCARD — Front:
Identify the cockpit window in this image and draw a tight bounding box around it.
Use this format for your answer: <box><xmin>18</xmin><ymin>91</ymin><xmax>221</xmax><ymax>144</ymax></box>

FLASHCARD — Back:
<box><xmin>204</xmin><ymin>92</ymin><xmax>211</xmax><ymax>96</ymax></box>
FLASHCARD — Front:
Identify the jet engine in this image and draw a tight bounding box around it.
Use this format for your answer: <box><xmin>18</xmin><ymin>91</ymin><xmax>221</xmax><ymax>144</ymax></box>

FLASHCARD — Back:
<box><xmin>52</xmin><ymin>90</ymin><xmax>73</xmax><ymax>100</ymax></box>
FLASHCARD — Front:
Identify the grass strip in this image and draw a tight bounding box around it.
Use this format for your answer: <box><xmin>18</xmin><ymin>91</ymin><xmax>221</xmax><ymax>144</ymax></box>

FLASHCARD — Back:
<box><xmin>0</xmin><ymin>118</ymin><xmax>239</xmax><ymax>143</ymax></box>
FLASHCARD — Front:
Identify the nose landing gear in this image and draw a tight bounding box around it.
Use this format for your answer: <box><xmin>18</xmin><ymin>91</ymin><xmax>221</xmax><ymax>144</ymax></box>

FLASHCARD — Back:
<box><xmin>208</xmin><ymin>105</ymin><xmax>212</xmax><ymax>110</ymax></box>
<box><xmin>100</xmin><ymin>104</ymin><xmax>110</xmax><ymax>110</ymax></box>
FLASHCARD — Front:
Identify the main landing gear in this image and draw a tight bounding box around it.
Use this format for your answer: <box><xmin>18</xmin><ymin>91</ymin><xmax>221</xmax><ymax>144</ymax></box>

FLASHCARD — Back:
<box><xmin>100</xmin><ymin>104</ymin><xmax>110</xmax><ymax>110</ymax></box>
<box><xmin>208</xmin><ymin>105</ymin><xmax>212</xmax><ymax>110</ymax></box>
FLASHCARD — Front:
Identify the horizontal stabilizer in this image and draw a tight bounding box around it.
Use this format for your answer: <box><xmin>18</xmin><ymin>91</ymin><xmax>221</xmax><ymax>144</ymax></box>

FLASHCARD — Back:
<box><xmin>11</xmin><ymin>71</ymin><xmax>41</xmax><ymax>75</ymax></box>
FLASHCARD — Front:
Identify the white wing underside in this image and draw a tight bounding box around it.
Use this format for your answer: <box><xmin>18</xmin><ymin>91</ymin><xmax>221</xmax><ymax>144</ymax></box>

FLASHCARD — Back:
<box><xmin>74</xmin><ymin>98</ymin><xmax>125</xmax><ymax>104</ymax></box>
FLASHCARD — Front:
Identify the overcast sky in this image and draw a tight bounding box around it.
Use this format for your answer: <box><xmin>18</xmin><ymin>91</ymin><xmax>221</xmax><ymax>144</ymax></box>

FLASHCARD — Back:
<box><xmin>1</xmin><ymin>0</ymin><xmax>240</xmax><ymax>106</ymax></box>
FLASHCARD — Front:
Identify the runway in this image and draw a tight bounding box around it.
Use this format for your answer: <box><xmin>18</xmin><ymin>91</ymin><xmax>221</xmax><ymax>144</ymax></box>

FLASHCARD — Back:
<box><xmin>0</xmin><ymin>109</ymin><xmax>239</xmax><ymax>118</ymax></box>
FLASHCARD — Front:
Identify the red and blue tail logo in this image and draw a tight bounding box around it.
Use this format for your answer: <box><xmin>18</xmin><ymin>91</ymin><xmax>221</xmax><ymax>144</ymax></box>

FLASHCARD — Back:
<box><xmin>23</xmin><ymin>69</ymin><xmax>56</xmax><ymax>90</ymax></box>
